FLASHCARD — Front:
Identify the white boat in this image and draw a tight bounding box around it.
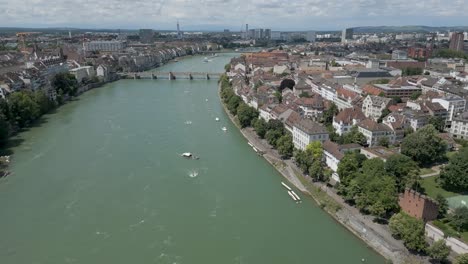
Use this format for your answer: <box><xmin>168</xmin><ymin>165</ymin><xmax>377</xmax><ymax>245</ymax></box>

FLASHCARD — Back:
<box><xmin>215</xmin><ymin>117</ymin><xmax>220</xmax><ymax>121</ymax></box>
<box><xmin>247</xmin><ymin>142</ymin><xmax>253</xmax><ymax>147</ymax></box>
<box><xmin>291</xmin><ymin>191</ymin><xmax>301</xmax><ymax>201</ymax></box>
<box><xmin>252</xmin><ymin>147</ymin><xmax>258</xmax><ymax>153</ymax></box>
<box><xmin>281</xmin><ymin>182</ymin><xmax>292</xmax><ymax>191</ymax></box>
<box><xmin>205</xmin><ymin>98</ymin><xmax>209</xmax><ymax>102</ymax></box>
<box><xmin>221</xmin><ymin>127</ymin><xmax>227</xmax><ymax>131</ymax></box>
<box><xmin>203</xmin><ymin>57</ymin><xmax>209</xmax><ymax>62</ymax></box>
<box><xmin>287</xmin><ymin>191</ymin><xmax>298</xmax><ymax>201</ymax></box>
<box><xmin>181</xmin><ymin>152</ymin><xmax>192</xmax><ymax>158</ymax></box>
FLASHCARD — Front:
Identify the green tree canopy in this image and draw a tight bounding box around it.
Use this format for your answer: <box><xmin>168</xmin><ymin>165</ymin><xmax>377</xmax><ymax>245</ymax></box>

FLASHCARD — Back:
<box><xmin>435</xmin><ymin>194</ymin><xmax>449</xmax><ymax>219</ymax></box>
<box><xmin>401</xmin><ymin>125</ymin><xmax>446</xmax><ymax>165</ymax></box>
<box><xmin>276</xmin><ymin>134</ymin><xmax>294</xmax><ymax>159</ymax></box>
<box><xmin>385</xmin><ymin>154</ymin><xmax>420</xmax><ymax>191</ymax></box>
<box><xmin>52</xmin><ymin>72</ymin><xmax>78</xmax><ymax>96</ymax></box>
<box><xmin>236</xmin><ymin>103</ymin><xmax>258</xmax><ymax>128</ymax></box>
<box><xmin>8</xmin><ymin>91</ymin><xmax>40</xmax><ymax>127</ymax></box>
<box><xmin>253</xmin><ymin>118</ymin><xmax>268</xmax><ymax>139</ymax></box>
<box><xmin>427</xmin><ymin>240</ymin><xmax>450</xmax><ymax>263</ymax></box>
<box><xmin>448</xmin><ymin>207</ymin><xmax>468</xmax><ymax>232</ymax></box>
<box><xmin>455</xmin><ymin>253</ymin><xmax>468</xmax><ymax>264</ymax></box>
<box><xmin>227</xmin><ymin>95</ymin><xmax>242</xmax><ymax>115</ymax></box>
<box><xmin>322</xmin><ymin>103</ymin><xmax>338</xmax><ymax>125</ymax></box>
<box><xmin>439</xmin><ymin>147</ymin><xmax>468</xmax><ymax>192</ymax></box>
<box><xmin>389</xmin><ymin>212</ymin><xmax>427</xmax><ymax>252</ymax></box>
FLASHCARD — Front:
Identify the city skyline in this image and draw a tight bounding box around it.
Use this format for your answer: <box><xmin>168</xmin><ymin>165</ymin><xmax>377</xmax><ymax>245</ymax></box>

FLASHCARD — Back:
<box><xmin>0</xmin><ymin>0</ymin><xmax>468</xmax><ymax>31</ymax></box>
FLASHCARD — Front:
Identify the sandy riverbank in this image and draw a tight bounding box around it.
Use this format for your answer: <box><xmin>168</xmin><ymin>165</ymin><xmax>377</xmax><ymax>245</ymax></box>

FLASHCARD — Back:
<box><xmin>218</xmin><ymin>82</ymin><xmax>419</xmax><ymax>264</ymax></box>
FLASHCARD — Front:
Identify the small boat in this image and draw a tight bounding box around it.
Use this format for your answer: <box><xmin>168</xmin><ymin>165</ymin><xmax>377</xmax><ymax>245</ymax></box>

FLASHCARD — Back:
<box><xmin>203</xmin><ymin>57</ymin><xmax>208</xmax><ymax>62</ymax></box>
<box><xmin>174</xmin><ymin>59</ymin><xmax>179</xmax><ymax>62</ymax></box>
<box><xmin>291</xmin><ymin>191</ymin><xmax>301</xmax><ymax>202</ymax></box>
<box><xmin>247</xmin><ymin>142</ymin><xmax>253</xmax><ymax>147</ymax></box>
<box><xmin>205</xmin><ymin>98</ymin><xmax>209</xmax><ymax>102</ymax></box>
<box><xmin>281</xmin><ymin>182</ymin><xmax>292</xmax><ymax>191</ymax></box>
<box><xmin>252</xmin><ymin>147</ymin><xmax>258</xmax><ymax>153</ymax></box>
<box><xmin>215</xmin><ymin>117</ymin><xmax>220</xmax><ymax>121</ymax></box>
<box><xmin>181</xmin><ymin>153</ymin><xmax>199</xmax><ymax>160</ymax></box>
<box><xmin>287</xmin><ymin>191</ymin><xmax>298</xmax><ymax>202</ymax></box>
<box><xmin>221</xmin><ymin>127</ymin><xmax>227</xmax><ymax>132</ymax></box>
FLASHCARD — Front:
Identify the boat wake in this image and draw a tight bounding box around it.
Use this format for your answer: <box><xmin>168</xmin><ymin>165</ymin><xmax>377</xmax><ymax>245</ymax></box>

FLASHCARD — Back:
<box><xmin>188</xmin><ymin>169</ymin><xmax>199</xmax><ymax>178</ymax></box>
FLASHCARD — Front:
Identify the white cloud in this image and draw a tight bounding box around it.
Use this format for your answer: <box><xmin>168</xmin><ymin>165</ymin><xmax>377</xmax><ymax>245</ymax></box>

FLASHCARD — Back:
<box><xmin>0</xmin><ymin>0</ymin><xmax>466</xmax><ymax>30</ymax></box>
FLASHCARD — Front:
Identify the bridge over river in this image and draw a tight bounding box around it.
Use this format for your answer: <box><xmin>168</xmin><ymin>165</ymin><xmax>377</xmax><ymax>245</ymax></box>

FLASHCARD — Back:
<box><xmin>120</xmin><ymin>71</ymin><xmax>223</xmax><ymax>80</ymax></box>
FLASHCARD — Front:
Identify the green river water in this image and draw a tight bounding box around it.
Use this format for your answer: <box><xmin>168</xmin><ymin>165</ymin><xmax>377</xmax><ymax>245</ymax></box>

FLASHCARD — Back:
<box><xmin>0</xmin><ymin>54</ymin><xmax>384</xmax><ymax>263</ymax></box>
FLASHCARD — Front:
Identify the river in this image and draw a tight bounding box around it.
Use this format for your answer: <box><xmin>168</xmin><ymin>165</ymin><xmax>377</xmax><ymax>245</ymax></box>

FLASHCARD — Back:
<box><xmin>0</xmin><ymin>53</ymin><xmax>384</xmax><ymax>263</ymax></box>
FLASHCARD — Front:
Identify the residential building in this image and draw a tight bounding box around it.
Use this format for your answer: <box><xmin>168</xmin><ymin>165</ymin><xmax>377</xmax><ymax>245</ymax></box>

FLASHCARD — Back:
<box><xmin>449</xmin><ymin>32</ymin><xmax>465</xmax><ymax>52</ymax></box>
<box><xmin>449</xmin><ymin>112</ymin><xmax>468</xmax><ymax>139</ymax></box>
<box><xmin>295</xmin><ymin>95</ymin><xmax>325</xmax><ymax>120</ymax></box>
<box><xmin>432</xmin><ymin>96</ymin><xmax>466</xmax><ymax>120</ymax></box>
<box><xmin>399</xmin><ymin>188</ymin><xmax>439</xmax><ymax>222</ymax></box>
<box><xmin>360</xmin><ymin>146</ymin><xmax>399</xmax><ymax>161</ymax></box>
<box><xmin>341</xmin><ymin>28</ymin><xmax>353</xmax><ymax>43</ymax></box>
<box><xmin>357</xmin><ymin>119</ymin><xmax>395</xmax><ymax>146</ymax></box>
<box><xmin>383</xmin><ymin>113</ymin><xmax>409</xmax><ymax>141</ymax></box>
<box><xmin>392</xmin><ymin>50</ymin><xmax>408</xmax><ymax>60</ymax></box>
<box><xmin>322</xmin><ymin>141</ymin><xmax>361</xmax><ymax>182</ymax></box>
<box><xmin>334</xmin><ymin>87</ymin><xmax>360</xmax><ymax>110</ymax></box>
<box><xmin>84</xmin><ymin>41</ymin><xmax>127</xmax><ymax>52</ymax></box>
<box><xmin>69</xmin><ymin>66</ymin><xmax>95</xmax><ymax>83</ymax></box>
<box><xmin>292</xmin><ymin>119</ymin><xmax>329</xmax><ymax>150</ymax></box>
<box><xmin>362</xmin><ymin>95</ymin><xmax>392</xmax><ymax>121</ymax></box>
<box><xmin>332</xmin><ymin>106</ymin><xmax>366</xmax><ymax>135</ymax></box>
<box><xmin>408</xmin><ymin>47</ymin><xmax>432</xmax><ymax>59</ymax></box>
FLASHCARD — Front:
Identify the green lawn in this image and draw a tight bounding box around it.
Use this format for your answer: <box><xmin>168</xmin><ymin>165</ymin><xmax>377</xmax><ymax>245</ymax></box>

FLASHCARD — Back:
<box><xmin>419</xmin><ymin>167</ymin><xmax>436</xmax><ymax>176</ymax></box>
<box><xmin>446</xmin><ymin>151</ymin><xmax>458</xmax><ymax>159</ymax></box>
<box><xmin>420</xmin><ymin>176</ymin><xmax>460</xmax><ymax>199</ymax></box>
<box><xmin>432</xmin><ymin>220</ymin><xmax>468</xmax><ymax>243</ymax></box>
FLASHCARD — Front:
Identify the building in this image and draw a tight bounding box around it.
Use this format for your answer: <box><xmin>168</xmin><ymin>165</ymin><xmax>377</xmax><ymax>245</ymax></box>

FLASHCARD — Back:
<box><xmin>341</xmin><ymin>28</ymin><xmax>353</xmax><ymax>43</ymax></box>
<box><xmin>332</xmin><ymin>106</ymin><xmax>366</xmax><ymax>135</ymax></box>
<box><xmin>292</xmin><ymin>119</ymin><xmax>329</xmax><ymax>150</ymax></box>
<box><xmin>323</xmin><ymin>141</ymin><xmax>361</xmax><ymax>182</ymax></box>
<box><xmin>392</xmin><ymin>50</ymin><xmax>408</xmax><ymax>60</ymax></box>
<box><xmin>399</xmin><ymin>188</ymin><xmax>439</xmax><ymax>222</ymax></box>
<box><xmin>264</xmin><ymin>29</ymin><xmax>271</xmax><ymax>40</ymax></box>
<box><xmin>139</xmin><ymin>29</ymin><xmax>154</xmax><ymax>43</ymax></box>
<box><xmin>357</xmin><ymin>119</ymin><xmax>395</xmax><ymax>147</ymax></box>
<box><xmin>306</xmin><ymin>31</ymin><xmax>316</xmax><ymax>42</ymax></box>
<box><xmin>371</xmin><ymin>83</ymin><xmax>421</xmax><ymax>99</ymax></box>
<box><xmin>362</xmin><ymin>95</ymin><xmax>392</xmax><ymax>121</ymax></box>
<box><xmin>449</xmin><ymin>112</ymin><xmax>468</xmax><ymax>139</ymax></box>
<box><xmin>432</xmin><ymin>96</ymin><xmax>466</xmax><ymax>121</ymax></box>
<box><xmin>69</xmin><ymin>66</ymin><xmax>95</xmax><ymax>83</ymax></box>
<box><xmin>408</xmin><ymin>47</ymin><xmax>432</xmax><ymax>59</ymax></box>
<box><xmin>84</xmin><ymin>41</ymin><xmax>127</xmax><ymax>52</ymax></box>
<box><xmin>449</xmin><ymin>32</ymin><xmax>465</xmax><ymax>52</ymax></box>
<box><xmin>360</xmin><ymin>146</ymin><xmax>399</xmax><ymax>161</ymax></box>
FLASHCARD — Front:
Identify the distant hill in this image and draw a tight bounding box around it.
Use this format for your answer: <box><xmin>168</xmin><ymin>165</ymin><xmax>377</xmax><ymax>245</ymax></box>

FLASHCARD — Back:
<box><xmin>353</xmin><ymin>26</ymin><xmax>468</xmax><ymax>33</ymax></box>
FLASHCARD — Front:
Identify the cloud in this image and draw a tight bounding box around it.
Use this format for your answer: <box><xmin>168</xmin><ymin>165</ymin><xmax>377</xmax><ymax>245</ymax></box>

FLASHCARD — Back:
<box><xmin>0</xmin><ymin>0</ymin><xmax>466</xmax><ymax>30</ymax></box>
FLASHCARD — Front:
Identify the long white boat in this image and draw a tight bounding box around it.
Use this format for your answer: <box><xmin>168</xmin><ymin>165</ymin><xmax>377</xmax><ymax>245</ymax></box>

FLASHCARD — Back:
<box><xmin>291</xmin><ymin>191</ymin><xmax>301</xmax><ymax>201</ymax></box>
<box><xmin>252</xmin><ymin>147</ymin><xmax>258</xmax><ymax>153</ymax></box>
<box><xmin>281</xmin><ymin>182</ymin><xmax>292</xmax><ymax>191</ymax></box>
<box><xmin>247</xmin><ymin>142</ymin><xmax>253</xmax><ymax>147</ymax></box>
<box><xmin>287</xmin><ymin>191</ymin><xmax>298</xmax><ymax>201</ymax></box>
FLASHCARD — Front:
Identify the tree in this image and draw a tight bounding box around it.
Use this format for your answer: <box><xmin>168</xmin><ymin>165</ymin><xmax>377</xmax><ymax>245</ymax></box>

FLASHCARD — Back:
<box><xmin>448</xmin><ymin>207</ymin><xmax>468</xmax><ymax>232</ymax></box>
<box><xmin>377</xmin><ymin>137</ymin><xmax>390</xmax><ymax>147</ymax></box>
<box><xmin>52</xmin><ymin>72</ymin><xmax>78</xmax><ymax>96</ymax></box>
<box><xmin>34</xmin><ymin>90</ymin><xmax>55</xmax><ymax>115</ymax></box>
<box><xmin>428</xmin><ymin>116</ymin><xmax>445</xmax><ymax>132</ymax></box>
<box><xmin>227</xmin><ymin>95</ymin><xmax>242</xmax><ymax>115</ymax></box>
<box><xmin>276</xmin><ymin>134</ymin><xmax>293</xmax><ymax>158</ymax></box>
<box><xmin>322</xmin><ymin>103</ymin><xmax>338</xmax><ymax>125</ymax></box>
<box><xmin>8</xmin><ymin>91</ymin><xmax>40</xmax><ymax>127</ymax></box>
<box><xmin>337</xmin><ymin>151</ymin><xmax>366</xmax><ymax>184</ymax></box>
<box><xmin>377</xmin><ymin>108</ymin><xmax>391</xmax><ymax>123</ymax></box>
<box><xmin>389</xmin><ymin>212</ymin><xmax>427</xmax><ymax>252</ymax></box>
<box><xmin>267</xmin><ymin>119</ymin><xmax>285</xmax><ymax>134</ymax></box>
<box><xmin>309</xmin><ymin>159</ymin><xmax>324</xmax><ymax>181</ymax></box>
<box><xmin>0</xmin><ymin>113</ymin><xmax>10</xmax><ymax>145</ymax></box>
<box><xmin>299</xmin><ymin>91</ymin><xmax>312</xmax><ymax>98</ymax></box>
<box><xmin>410</xmin><ymin>91</ymin><xmax>422</xmax><ymax>100</ymax></box>
<box><xmin>341</xmin><ymin>126</ymin><xmax>367</xmax><ymax>146</ymax></box>
<box><xmin>454</xmin><ymin>253</ymin><xmax>468</xmax><ymax>264</ymax></box>
<box><xmin>435</xmin><ymin>194</ymin><xmax>448</xmax><ymax>219</ymax></box>
<box><xmin>253</xmin><ymin>118</ymin><xmax>268</xmax><ymax>139</ymax></box>
<box><xmin>306</xmin><ymin>141</ymin><xmax>323</xmax><ymax>160</ymax></box>
<box><xmin>294</xmin><ymin>148</ymin><xmax>314</xmax><ymax>174</ymax></box>
<box><xmin>427</xmin><ymin>240</ymin><xmax>450</xmax><ymax>263</ymax></box>
<box><xmin>274</xmin><ymin>91</ymin><xmax>282</xmax><ymax>103</ymax></box>
<box><xmin>385</xmin><ymin>154</ymin><xmax>420</xmax><ymax>191</ymax></box>
<box><xmin>279</xmin><ymin>79</ymin><xmax>295</xmax><ymax>91</ymax></box>
<box><xmin>439</xmin><ymin>147</ymin><xmax>468</xmax><ymax>192</ymax></box>
<box><xmin>224</xmin><ymin>64</ymin><xmax>231</xmax><ymax>72</ymax></box>
<box><xmin>402</xmin><ymin>68</ymin><xmax>423</xmax><ymax>76</ymax></box>
<box><xmin>265</xmin><ymin>129</ymin><xmax>283</xmax><ymax>148</ymax></box>
<box><xmin>401</xmin><ymin>125</ymin><xmax>447</xmax><ymax>165</ymax></box>
<box><xmin>237</xmin><ymin>103</ymin><xmax>258</xmax><ymax>128</ymax></box>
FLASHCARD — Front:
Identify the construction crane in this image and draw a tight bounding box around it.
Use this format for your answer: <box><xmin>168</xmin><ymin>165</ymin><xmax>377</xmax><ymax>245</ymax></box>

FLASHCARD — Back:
<box><xmin>16</xmin><ymin>32</ymin><xmax>41</xmax><ymax>54</ymax></box>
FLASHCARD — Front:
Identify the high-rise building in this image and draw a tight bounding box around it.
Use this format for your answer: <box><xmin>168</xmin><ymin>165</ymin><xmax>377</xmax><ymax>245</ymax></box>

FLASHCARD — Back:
<box><xmin>341</xmin><ymin>28</ymin><xmax>353</xmax><ymax>43</ymax></box>
<box><xmin>306</xmin><ymin>31</ymin><xmax>316</xmax><ymax>42</ymax></box>
<box><xmin>245</xmin><ymin>24</ymin><xmax>249</xmax><ymax>39</ymax></box>
<box><xmin>449</xmin><ymin>32</ymin><xmax>464</xmax><ymax>52</ymax></box>
<box><xmin>264</xmin><ymin>29</ymin><xmax>271</xmax><ymax>40</ymax></box>
<box><xmin>139</xmin><ymin>29</ymin><xmax>154</xmax><ymax>44</ymax></box>
<box><xmin>177</xmin><ymin>21</ymin><xmax>183</xmax><ymax>39</ymax></box>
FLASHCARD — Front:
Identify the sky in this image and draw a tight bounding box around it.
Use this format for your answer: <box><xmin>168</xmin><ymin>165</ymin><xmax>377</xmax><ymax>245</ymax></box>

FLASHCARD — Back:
<box><xmin>0</xmin><ymin>0</ymin><xmax>467</xmax><ymax>31</ymax></box>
